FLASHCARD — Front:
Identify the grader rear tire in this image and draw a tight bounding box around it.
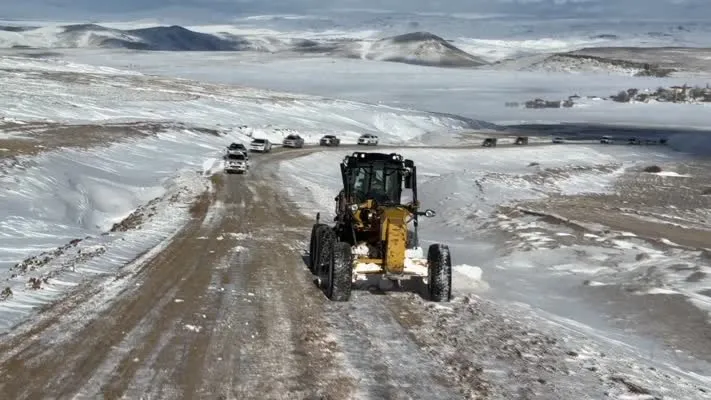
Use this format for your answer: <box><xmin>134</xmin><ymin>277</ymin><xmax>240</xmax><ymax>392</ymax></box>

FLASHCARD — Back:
<box><xmin>309</xmin><ymin>223</ymin><xmax>327</xmax><ymax>274</ymax></box>
<box><xmin>326</xmin><ymin>241</ymin><xmax>354</xmax><ymax>301</ymax></box>
<box><xmin>427</xmin><ymin>243</ymin><xmax>452</xmax><ymax>302</ymax></box>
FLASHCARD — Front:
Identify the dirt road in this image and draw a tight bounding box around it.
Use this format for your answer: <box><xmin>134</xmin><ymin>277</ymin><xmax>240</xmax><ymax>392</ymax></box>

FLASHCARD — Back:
<box><xmin>2</xmin><ymin>143</ymin><xmax>709</xmax><ymax>400</ymax></box>
<box><xmin>0</xmin><ymin>148</ymin><xmax>466</xmax><ymax>400</ymax></box>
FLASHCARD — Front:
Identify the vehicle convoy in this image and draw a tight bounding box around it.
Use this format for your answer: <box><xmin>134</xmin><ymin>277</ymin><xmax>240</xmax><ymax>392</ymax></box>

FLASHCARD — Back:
<box><xmin>250</xmin><ymin>138</ymin><xmax>272</xmax><ymax>153</ymax></box>
<box><xmin>224</xmin><ymin>152</ymin><xmax>249</xmax><ymax>174</ymax></box>
<box><xmin>283</xmin><ymin>134</ymin><xmax>305</xmax><ymax>148</ymax></box>
<box><xmin>357</xmin><ymin>134</ymin><xmax>379</xmax><ymax>146</ymax></box>
<box><xmin>319</xmin><ymin>134</ymin><xmax>341</xmax><ymax>146</ymax></box>
<box><xmin>309</xmin><ymin>152</ymin><xmax>451</xmax><ymax>302</ymax></box>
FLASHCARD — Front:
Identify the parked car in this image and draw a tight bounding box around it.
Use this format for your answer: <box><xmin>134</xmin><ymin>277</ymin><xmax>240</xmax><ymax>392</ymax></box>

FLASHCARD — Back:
<box><xmin>600</xmin><ymin>136</ymin><xmax>613</xmax><ymax>144</ymax></box>
<box><xmin>250</xmin><ymin>138</ymin><xmax>272</xmax><ymax>152</ymax></box>
<box><xmin>627</xmin><ymin>137</ymin><xmax>640</xmax><ymax>145</ymax></box>
<box><xmin>224</xmin><ymin>152</ymin><xmax>249</xmax><ymax>174</ymax></box>
<box><xmin>319</xmin><ymin>134</ymin><xmax>341</xmax><ymax>146</ymax></box>
<box><xmin>552</xmin><ymin>137</ymin><xmax>565</xmax><ymax>143</ymax></box>
<box><xmin>514</xmin><ymin>136</ymin><xmax>528</xmax><ymax>145</ymax></box>
<box><xmin>357</xmin><ymin>134</ymin><xmax>379</xmax><ymax>146</ymax></box>
<box><xmin>283</xmin><ymin>134</ymin><xmax>305</xmax><ymax>148</ymax></box>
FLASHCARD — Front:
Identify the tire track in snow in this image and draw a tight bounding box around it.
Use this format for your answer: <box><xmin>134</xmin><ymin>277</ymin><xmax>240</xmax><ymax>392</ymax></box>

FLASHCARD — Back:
<box><xmin>196</xmin><ymin>246</ymin><xmax>252</xmax><ymax>399</ymax></box>
<box><xmin>328</xmin><ymin>293</ymin><xmax>461</xmax><ymax>400</ymax></box>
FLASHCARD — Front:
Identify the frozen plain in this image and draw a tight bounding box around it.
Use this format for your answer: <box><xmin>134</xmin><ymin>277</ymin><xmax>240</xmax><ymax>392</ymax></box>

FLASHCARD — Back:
<box><xmin>1</xmin><ymin>13</ymin><xmax>711</xmax><ymax>399</ymax></box>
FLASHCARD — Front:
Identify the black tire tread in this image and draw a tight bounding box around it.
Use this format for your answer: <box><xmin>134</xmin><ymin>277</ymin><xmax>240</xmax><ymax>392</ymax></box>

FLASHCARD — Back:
<box><xmin>327</xmin><ymin>241</ymin><xmax>353</xmax><ymax>301</ymax></box>
<box><xmin>427</xmin><ymin>243</ymin><xmax>452</xmax><ymax>302</ymax></box>
<box><xmin>309</xmin><ymin>223</ymin><xmax>327</xmax><ymax>273</ymax></box>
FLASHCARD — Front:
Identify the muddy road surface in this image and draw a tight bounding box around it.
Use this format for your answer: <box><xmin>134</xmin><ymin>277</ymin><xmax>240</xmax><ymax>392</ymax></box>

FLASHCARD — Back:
<box><xmin>0</xmin><ymin>148</ymin><xmax>464</xmax><ymax>400</ymax></box>
<box><xmin>1</xmin><ymin>144</ymin><xmax>709</xmax><ymax>400</ymax></box>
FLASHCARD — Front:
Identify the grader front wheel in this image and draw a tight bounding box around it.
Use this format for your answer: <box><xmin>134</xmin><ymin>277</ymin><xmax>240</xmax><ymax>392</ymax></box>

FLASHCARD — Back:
<box><xmin>427</xmin><ymin>244</ymin><xmax>452</xmax><ymax>302</ymax></box>
<box><xmin>326</xmin><ymin>241</ymin><xmax>354</xmax><ymax>301</ymax></box>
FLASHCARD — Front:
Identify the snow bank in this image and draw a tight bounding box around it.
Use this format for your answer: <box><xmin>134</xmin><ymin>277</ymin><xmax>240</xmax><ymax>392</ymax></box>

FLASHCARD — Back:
<box><xmin>0</xmin><ymin>127</ymin><xmax>231</xmax><ymax>332</ymax></box>
<box><xmin>0</xmin><ymin>168</ymin><xmax>208</xmax><ymax>332</ymax></box>
<box><xmin>0</xmin><ymin>128</ymin><xmax>223</xmax><ymax>267</ymax></box>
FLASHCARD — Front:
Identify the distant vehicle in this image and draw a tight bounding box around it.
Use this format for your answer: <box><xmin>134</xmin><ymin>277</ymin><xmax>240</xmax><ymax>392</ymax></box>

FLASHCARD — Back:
<box><xmin>600</xmin><ymin>136</ymin><xmax>613</xmax><ymax>144</ymax></box>
<box><xmin>627</xmin><ymin>137</ymin><xmax>640</xmax><ymax>145</ymax></box>
<box><xmin>552</xmin><ymin>137</ymin><xmax>565</xmax><ymax>143</ymax></box>
<box><xmin>226</xmin><ymin>143</ymin><xmax>249</xmax><ymax>159</ymax></box>
<box><xmin>319</xmin><ymin>134</ymin><xmax>341</xmax><ymax>146</ymax></box>
<box><xmin>250</xmin><ymin>138</ymin><xmax>272</xmax><ymax>153</ymax></box>
<box><xmin>357</xmin><ymin>134</ymin><xmax>379</xmax><ymax>146</ymax></box>
<box><xmin>224</xmin><ymin>152</ymin><xmax>249</xmax><ymax>174</ymax></box>
<box><xmin>515</xmin><ymin>136</ymin><xmax>528</xmax><ymax>145</ymax></box>
<box><xmin>482</xmin><ymin>138</ymin><xmax>498</xmax><ymax>147</ymax></box>
<box><xmin>659</xmin><ymin>138</ymin><xmax>668</xmax><ymax>145</ymax></box>
<box><xmin>283</xmin><ymin>134</ymin><xmax>305</xmax><ymax>148</ymax></box>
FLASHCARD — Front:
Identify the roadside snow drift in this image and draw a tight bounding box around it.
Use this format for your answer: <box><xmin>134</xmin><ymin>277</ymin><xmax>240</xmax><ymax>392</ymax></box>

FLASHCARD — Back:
<box><xmin>0</xmin><ymin>128</ymin><xmax>221</xmax><ymax>331</ymax></box>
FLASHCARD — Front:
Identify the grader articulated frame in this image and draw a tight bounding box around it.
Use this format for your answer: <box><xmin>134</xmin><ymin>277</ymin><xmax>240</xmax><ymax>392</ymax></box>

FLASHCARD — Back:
<box><xmin>309</xmin><ymin>152</ymin><xmax>452</xmax><ymax>302</ymax></box>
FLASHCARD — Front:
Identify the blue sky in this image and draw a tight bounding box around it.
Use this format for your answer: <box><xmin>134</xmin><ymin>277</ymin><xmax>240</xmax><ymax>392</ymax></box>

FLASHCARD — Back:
<box><xmin>1</xmin><ymin>0</ymin><xmax>708</xmax><ymax>22</ymax></box>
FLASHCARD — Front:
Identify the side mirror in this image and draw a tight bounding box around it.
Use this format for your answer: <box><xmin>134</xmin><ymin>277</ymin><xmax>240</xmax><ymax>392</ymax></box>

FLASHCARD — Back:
<box><xmin>424</xmin><ymin>209</ymin><xmax>436</xmax><ymax>218</ymax></box>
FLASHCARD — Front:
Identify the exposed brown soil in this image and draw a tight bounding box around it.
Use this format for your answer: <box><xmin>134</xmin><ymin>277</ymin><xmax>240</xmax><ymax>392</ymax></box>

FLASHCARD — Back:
<box><xmin>0</xmin><ymin>149</ymin><xmax>357</xmax><ymax>400</ymax></box>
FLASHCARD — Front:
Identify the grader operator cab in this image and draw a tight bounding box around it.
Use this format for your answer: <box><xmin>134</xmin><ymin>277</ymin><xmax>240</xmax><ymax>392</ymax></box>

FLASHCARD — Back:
<box><xmin>309</xmin><ymin>152</ymin><xmax>452</xmax><ymax>302</ymax></box>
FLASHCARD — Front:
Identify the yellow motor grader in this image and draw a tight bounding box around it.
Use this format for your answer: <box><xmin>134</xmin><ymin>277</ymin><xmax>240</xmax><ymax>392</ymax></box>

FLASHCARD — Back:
<box><xmin>309</xmin><ymin>152</ymin><xmax>452</xmax><ymax>302</ymax></box>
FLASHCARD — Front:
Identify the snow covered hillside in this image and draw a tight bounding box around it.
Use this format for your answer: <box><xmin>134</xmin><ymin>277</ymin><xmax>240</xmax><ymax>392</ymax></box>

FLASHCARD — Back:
<box><xmin>0</xmin><ymin>23</ymin><xmax>487</xmax><ymax>68</ymax></box>
<box><xmin>4</xmin><ymin>14</ymin><xmax>711</xmax><ymax>72</ymax></box>
<box><xmin>0</xmin><ymin>56</ymin><xmax>488</xmax><ymax>142</ymax></box>
<box><xmin>340</xmin><ymin>31</ymin><xmax>488</xmax><ymax>68</ymax></box>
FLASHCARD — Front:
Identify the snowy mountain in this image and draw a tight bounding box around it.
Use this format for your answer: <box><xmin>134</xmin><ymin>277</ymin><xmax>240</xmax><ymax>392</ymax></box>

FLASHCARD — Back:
<box><xmin>0</xmin><ymin>23</ymin><xmax>244</xmax><ymax>50</ymax></box>
<box><xmin>0</xmin><ymin>23</ymin><xmax>489</xmax><ymax>69</ymax></box>
<box><xmin>342</xmin><ymin>31</ymin><xmax>488</xmax><ymax>68</ymax></box>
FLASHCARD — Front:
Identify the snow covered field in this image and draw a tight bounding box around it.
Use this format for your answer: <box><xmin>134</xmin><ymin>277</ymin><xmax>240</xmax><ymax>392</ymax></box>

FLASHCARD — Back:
<box><xmin>0</xmin><ymin>55</ymin><xmax>485</xmax><ymax>144</ymax></box>
<box><xmin>48</xmin><ymin>49</ymin><xmax>711</xmax><ymax>130</ymax></box>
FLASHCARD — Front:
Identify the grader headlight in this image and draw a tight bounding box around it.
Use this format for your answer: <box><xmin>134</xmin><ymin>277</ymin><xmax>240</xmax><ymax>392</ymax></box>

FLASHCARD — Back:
<box><xmin>349</xmin><ymin>204</ymin><xmax>359</xmax><ymax>212</ymax></box>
